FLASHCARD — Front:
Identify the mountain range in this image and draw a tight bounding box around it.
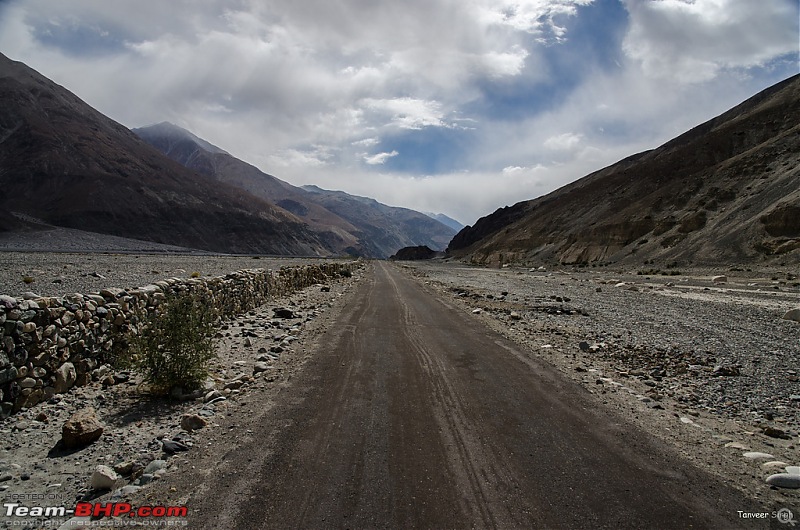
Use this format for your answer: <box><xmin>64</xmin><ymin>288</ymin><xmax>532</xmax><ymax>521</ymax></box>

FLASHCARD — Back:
<box><xmin>448</xmin><ymin>74</ymin><xmax>800</xmax><ymax>267</ymax></box>
<box><xmin>133</xmin><ymin>122</ymin><xmax>455</xmax><ymax>258</ymax></box>
<box><xmin>0</xmin><ymin>52</ymin><xmax>455</xmax><ymax>257</ymax></box>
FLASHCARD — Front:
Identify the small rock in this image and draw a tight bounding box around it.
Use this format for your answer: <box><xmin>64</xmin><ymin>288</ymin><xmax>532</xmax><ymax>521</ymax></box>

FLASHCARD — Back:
<box><xmin>782</xmin><ymin>309</ymin><xmax>800</xmax><ymax>322</ymax></box>
<box><xmin>224</xmin><ymin>379</ymin><xmax>245</xmax><ymax>390</ymax></box>
<box><xmin>253</xmin><ymin>362</ymin><xmax>271</xmax><ymax>374</ymax></box>
<box><xmin>786</xmin><ymin>466</ymin><xmax>800</xmax><ymax>475</ymax></box>
<box><xmin>763</xmin><ymin>426</ymin><xmax>792</xmax><ymax>440</ymax></box>
<box><xmin>273</xmin><ymin>308</ymin><xmax>295</xmax><ymax>319</ymax></box>
<box><xmin>204</xmin><ymin>390</ymin><xmax>223</xmax><ymax>402</ymax></box>
<box><xmin>712</xmin><ymin>363</ymin><xmax>740</xmax><ymax>376</ymax></box>
<box><xmin>90</xmin><ymin>465</ymin><xmax>118</xmax><ymax>490</ymax></box>
<box><xmin>712</xmin><ymin>275</ymin><xmax>727</xmax><ymax>283</ymax></box>
<box><xmin>578</xmin><ymin>341</ymin><xmax>590</xmax><ymax>352</ymax></box>
<box><xmin>143</xmin><ymin>460</ymin><xmax>167</xmax><ymax>475</ymax></box>
<box><xmin>742</xmin><ymin>452</ymin><xmax>775</xmax><ymax>460</ymax></box>
<box><xmin>243</xmin><ymin>338</ymin><xmax>252</xmax><ymax>347</ymax></box>
<box><xmin>472</xmin><ymin>309</ymin><xmax>482</xmax><ymax>314</ymax></box>
<box><xmin>180</xmin><ymin>414</ymin><xmax>207</xmax><ymax>431</ymax></box>
<box><xmin>54</xmin><ymin>362</ymin><xmax>77</xmax><ymax>393</ymax></box>
<box><xmin>113</xmin><ymin>462</ymin><xmax>134</xmax><ymax>475</ymax></box>
<box><xmin>61</xmin><ymin>408</ymin><xmax>104</xmax><ymax>448</ymax></box>
<box><xmin>724</xmin><ymin>442</ymin><xmax>751</xmax><ymax>450</ymax></box>
<box><xmin>161</xmin><ymin>439</ymin><xmax>189</xmax><ymax>454</ymax></box>
<box><xmin>766</xmin><ymin>473</ymin><xmax>800</xmax><ymax>489</ymax></box>
<box><xmin>761</xmin><ymin>461</ymin><xmax>789</xmax><ymax>471</ymax></box>
<box><xmin>509</xmin><ymin>312</ymin><xmax>521</xmax><ymax>320</ymax></box>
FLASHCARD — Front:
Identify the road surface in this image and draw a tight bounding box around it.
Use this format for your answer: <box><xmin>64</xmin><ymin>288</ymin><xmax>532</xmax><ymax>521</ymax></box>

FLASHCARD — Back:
<box><xmin>187</xmin><ymin>262</ymin><xmax>760</xmax><ymax>529</ymax></box>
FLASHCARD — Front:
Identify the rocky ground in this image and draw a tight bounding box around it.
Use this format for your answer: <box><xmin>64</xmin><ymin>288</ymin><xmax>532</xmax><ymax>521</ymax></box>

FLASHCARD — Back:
<box><xmin>0</xmin><ymin>257</ymin><xmax>363</xmax><ymax>528</ymax></box>
<box><xmin>403</xmin><ymin>261</ymin><xmax>800</xmax><ymax>513</ymax></box>
<box><xmin>0</xmin><ymin>256</ymin><xmax>798</xmax><ymax>527</ymax></box>
<box><xmin>0</xmin><ymin>252</ymin><xmax>333</xmax><ymax>298</ymax></box>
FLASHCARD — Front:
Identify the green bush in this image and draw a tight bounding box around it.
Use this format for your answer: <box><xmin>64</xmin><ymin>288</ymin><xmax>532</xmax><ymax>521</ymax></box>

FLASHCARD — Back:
<box><xmin>126</xmin><ymin>294</ymin><xmax>217</xmax><ymax>396</ymax></box>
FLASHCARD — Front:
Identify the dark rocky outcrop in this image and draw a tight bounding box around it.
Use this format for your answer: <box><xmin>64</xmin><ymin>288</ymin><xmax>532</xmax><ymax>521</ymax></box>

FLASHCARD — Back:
<box><xmin>390</xmin><ymin>245</ymin><xmax>440</xmax><ymax>261</ymax></box>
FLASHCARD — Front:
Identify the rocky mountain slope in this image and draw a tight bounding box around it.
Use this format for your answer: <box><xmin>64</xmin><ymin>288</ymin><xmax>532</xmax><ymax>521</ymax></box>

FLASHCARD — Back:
<box><xmin>448</xmin><ymin>75</ymin><xmax>800</xmax><ymax>267</ymax></box>
<box><xmin>134</xmin><ymin>122</ymin><xmax>456</xmax><ymax>258</ymax></box>
<box><xmin>0</xmin><ymin>53</ymin><xmax>330</xmax><ymax>255</ymax></box>
<box><xmin>425</xmin><ymin>212</ymin><xmax>464</xmax><ymax>232</ymax></box>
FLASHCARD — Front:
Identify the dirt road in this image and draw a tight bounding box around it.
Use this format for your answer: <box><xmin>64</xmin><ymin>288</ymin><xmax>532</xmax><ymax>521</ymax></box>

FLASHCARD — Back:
<box><xmin>184</xmin><ymin>262</ymin><xmax>763</xmax><ymax>529</ymax></box>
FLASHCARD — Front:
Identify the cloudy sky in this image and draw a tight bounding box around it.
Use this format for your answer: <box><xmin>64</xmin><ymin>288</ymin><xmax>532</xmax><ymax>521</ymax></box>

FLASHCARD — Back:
<box><xmin>0</xmin><ymin>0</ymin><xmax>797</xmax><ymax>225</ymax></box>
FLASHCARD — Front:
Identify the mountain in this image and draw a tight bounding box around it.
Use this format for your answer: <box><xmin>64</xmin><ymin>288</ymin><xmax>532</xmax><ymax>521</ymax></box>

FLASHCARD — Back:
<box><xmin>0</xmin><ymin>53</ymin><xmax>330</xmax><ymax>255</ymax></box>
<box><xmin>448</xmin><ymin>75</ymin><xmax>800</xmax><ymax>267</ymax></box>
<box><xmin>134</xmin><ymin>122</ymin><xmax>457</xmax><ymax>258</ymax></box>
<box><xmin>425</xmin><ymin>213</ymin><xmax>464</xmax><ymax>232</ymax></box>
<box><xmin>300</xmin><ymin>185</ymin><xmax>456</xmax><ymax>257</ymax></box>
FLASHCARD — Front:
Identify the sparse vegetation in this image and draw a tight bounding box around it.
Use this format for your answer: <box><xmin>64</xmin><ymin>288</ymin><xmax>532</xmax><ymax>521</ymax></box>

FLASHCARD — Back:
<box><xmin>190</xmin><ymin>271</ymin><xmax>201</xmax><ymax>278</ymax></box>
<box><xmin>124</xmin><ymin>294</ymin><xmax>218</xmax><ymax>396</ymax></box>
<box><xmin>22</xmin><ymin>275</ymin><xmax>34</xmax><ymax>284</ymax></box>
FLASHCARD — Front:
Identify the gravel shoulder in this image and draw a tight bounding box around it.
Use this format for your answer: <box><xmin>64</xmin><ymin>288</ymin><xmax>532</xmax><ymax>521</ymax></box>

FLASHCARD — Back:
<box><xmin>403</xmin><ymin>261</ymin><xmax>800</xmax><ymax>514</ymax></box>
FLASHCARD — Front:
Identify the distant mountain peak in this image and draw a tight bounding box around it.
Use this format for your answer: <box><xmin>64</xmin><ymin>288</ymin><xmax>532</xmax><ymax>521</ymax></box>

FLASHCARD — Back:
<box><xmin>424</xmin><ymin>212</ymin><xmax>464</xmax><ymax>232</ymax></box>
<box><xmin>134</xmin><ymin>122</ymin><xmax>229</xmax><ymax>155</ymax></box>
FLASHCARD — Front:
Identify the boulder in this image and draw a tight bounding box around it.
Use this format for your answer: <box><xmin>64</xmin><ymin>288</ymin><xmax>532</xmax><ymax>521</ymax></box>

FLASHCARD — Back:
<box><xmin>54</xmin><ymin>363</ymin><xmax>77</xmax><ymax>393</ymax></box>
<box><xmin>180</xmin><ymin>414</ymin><xmax>207</xmax><ymax>431</ymax></box>
<box><xmin>90</xmin><ymin>465</ymin><xmax>118</xmax><ymax>490</ymax></box>
<box><xmin>62</xmin><ymin>408</ymin><xmax>104</xmax><ymax>448</ymax></box>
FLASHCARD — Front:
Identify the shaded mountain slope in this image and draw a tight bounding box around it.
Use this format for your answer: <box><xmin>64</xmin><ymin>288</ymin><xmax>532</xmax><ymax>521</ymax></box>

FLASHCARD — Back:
<box><xmin>135</xmin><ymin>122</ymin><xmax>457</xmax><ymax>258</ymax></box>
<box><xmin>0</xmin><ymin>53</ymin><xmax>329</xmax><ymax>255</ymax></box>
<box><xmin>448</xmin><ymin>75</ymin><xmax>800</xmax><ymax>266</ymax></box>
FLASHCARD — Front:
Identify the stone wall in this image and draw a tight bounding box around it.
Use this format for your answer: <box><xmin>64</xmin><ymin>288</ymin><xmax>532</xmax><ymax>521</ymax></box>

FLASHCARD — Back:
<box><xmin>0</xmin><ymin>261</ymin><xmax>360</xmax><ymax>416</ymax></box>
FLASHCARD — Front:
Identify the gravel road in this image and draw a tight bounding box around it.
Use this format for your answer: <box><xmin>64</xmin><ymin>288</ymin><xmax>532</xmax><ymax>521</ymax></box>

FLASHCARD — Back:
<box><xmin>141</xmin><ymin>262</ymin><xmax>771</xmax><ymax>528</ymax></box>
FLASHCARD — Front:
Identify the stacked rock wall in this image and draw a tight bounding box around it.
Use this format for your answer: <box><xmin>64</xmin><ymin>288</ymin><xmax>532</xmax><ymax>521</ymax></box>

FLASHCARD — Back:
<box><xmin>0</xmin><ymin>261</ymin><xmax>359</xmax><ymax>416</ymax></box>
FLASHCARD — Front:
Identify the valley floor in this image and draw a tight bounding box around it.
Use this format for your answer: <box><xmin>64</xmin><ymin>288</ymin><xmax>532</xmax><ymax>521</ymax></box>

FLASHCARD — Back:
<box><xmin>0</xmin><ymin>256</ymin><xmax>797</xmax><ymax>528</ymax></box>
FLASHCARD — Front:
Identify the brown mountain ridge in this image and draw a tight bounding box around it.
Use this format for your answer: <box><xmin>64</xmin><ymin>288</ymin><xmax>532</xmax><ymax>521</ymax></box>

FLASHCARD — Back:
<box><xmin>133</xmin><ymin>122</ymin><xmax>456</xmax><ymax>258</ymax></box>
<box><xmin>448</xmin><ymin>74</ymin><xmax>800</xmax><ymax>267</ymax></box>
<box><xmin>0</xmin><ymin>52</ymin><xmax>331</xmax><ymax>255</ymax></box>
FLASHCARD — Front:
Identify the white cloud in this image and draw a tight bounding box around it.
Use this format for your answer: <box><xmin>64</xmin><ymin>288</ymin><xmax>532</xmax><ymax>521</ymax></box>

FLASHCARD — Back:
<box><xmin>543</xmin><ymin>132</ymin><xmax>583</xmax><ymax>151</ymax></box>
<box><xmin>0</xmin><ymin>0</ymin><xmax>795</xmax><ymax>226</ymax></box>
<box><xmin>363</xmin><ymin>97</ymin><xmax>450</xmax><ymax>130</ymax></box>
<box><xmin>364</xmin><ymin>151</ymin><xmax>400</xmax><ymax>165</ymax></box>
<box><xmin>622</xmin><ymin>0</ymin><xmax>799</xmax><ymax>83</ymax></box>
